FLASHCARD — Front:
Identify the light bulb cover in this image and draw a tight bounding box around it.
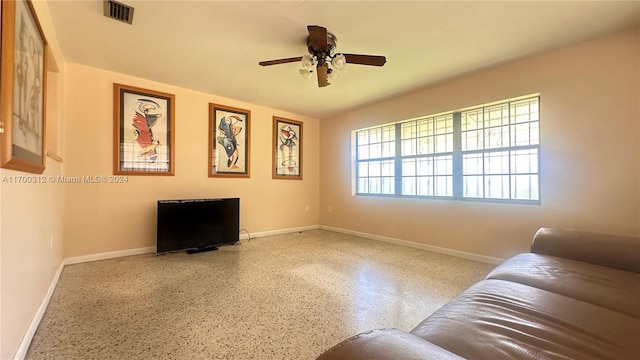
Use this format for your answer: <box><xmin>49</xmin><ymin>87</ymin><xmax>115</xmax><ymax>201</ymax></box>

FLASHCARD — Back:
<box><xmin>299</xmin><ymin>69</ymin><xmax>314</xmax><ymax>80</ymax></box>
<box><xmin>301</xmin><ymin>54</ymin><xmax>316</xmax><ymax>70</ymax></box>
<box><xmin>331</xmin><ymin>54</ymin><xmax>346</xmax><ymax>71</ymax></box>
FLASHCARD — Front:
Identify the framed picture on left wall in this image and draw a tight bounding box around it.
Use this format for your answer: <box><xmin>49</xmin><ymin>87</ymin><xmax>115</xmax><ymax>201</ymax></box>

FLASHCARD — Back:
<box><xmin>113</xmin><ymin>83</ymin><xmax>175</xmax><ymax>175</ymax></box>
<box><xmin>0</xmin><ymin>0</ymin><xmax>48</xmax><ymax>174</ymax></box>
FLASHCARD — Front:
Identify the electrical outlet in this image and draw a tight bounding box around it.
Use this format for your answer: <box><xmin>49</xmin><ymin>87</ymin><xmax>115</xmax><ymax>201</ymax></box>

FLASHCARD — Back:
<box><xmin>328</xmin><ymin>206</ymin><xmax>332</xmax><ymax>213</ymax></box>
<box><xmin>305</xmin><ymin>205</ymin><xmax>310</xmax><ymax>212</ymax></box>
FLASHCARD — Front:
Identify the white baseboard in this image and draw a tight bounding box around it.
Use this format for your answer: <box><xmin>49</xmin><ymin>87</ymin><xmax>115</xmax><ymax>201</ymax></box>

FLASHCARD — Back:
<box><xmin>62</xmin><ymin>225</ymin><xmax>322</xmax><ymax>264</ymax></box>
<box><xmin>320</xmin><ymin>225</ymin><xmax>505</xmax><ymax>265</ymax></box>
<box><xmin>63</xmin><ymin>246</ymin><xmax>156</xmax><ymax>266</ymax></box>
<box><xmin>239</xmin><ymin>225</ymin><xmax>320</xmax><ymax>240</ymax></box>
<box><xmin>13</xmin><ymin>262</ymin><xmax>65</xmax><ymax>360</ymax></box>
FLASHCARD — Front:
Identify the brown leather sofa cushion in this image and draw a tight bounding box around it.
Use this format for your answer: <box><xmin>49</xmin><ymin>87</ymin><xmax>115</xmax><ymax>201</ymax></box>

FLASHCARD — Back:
<box><xmin>486</xmin><ymin>253</ymin><xmax>640</xmax><ymax>318</ymax></box>
<box><xmin>316</xmin><ymin>328</ymin><xmax>464</xmax><ymax>360</ymax></box>
<box><xmin>531</xmin><ymin>228</ymin><xmax>640</xmax><ymax>273</ymax></box>
<box><xmin>410</xmin><ymin>279</ymin><xmax>640</xmax><ymax>360</ymax></box>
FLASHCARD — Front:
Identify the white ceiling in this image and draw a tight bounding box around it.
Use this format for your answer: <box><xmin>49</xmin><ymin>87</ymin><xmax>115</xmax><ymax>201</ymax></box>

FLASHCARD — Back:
<box><xmin>47</xmin><ymin>1</ymin><xmax>639</xmax><ymax>119</ymax></box>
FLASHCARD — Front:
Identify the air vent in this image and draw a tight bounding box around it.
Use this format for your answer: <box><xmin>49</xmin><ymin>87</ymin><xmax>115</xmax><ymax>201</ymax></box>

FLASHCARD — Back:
<box><xmin>104</xmin><ymin>0</ymin><xmax>134</xmax><ymax>25</ymax></box>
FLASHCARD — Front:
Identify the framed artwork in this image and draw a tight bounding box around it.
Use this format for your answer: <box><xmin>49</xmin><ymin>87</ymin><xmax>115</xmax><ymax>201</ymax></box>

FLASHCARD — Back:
<box><xmin>0</xmin><ymin>0</ymin><xmax>48</xmax><ymax>174</ymax></box>
<box><xmin>113</xmin><ymin>83</ymin><xmax>175</xmax><ymax>175</ymax></box>
<box><xmin>272</xmin><ymin>116</ymin><xmax>303</xmax><ymax>180</ymax></box>
<box><xmin>209</xmin><ymin>103</ymin><xmax>250</xmax><ymax>178</ymax></box>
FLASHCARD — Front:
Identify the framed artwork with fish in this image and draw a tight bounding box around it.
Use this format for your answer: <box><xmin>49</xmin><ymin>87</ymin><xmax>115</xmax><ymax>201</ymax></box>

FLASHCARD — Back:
<box><xmin>0</xmin><ymin>0</ymin><xmax>48</xmax><ymax>174</ymax></box>
<box><xmin>113</xmin><ymin>84</ymin><xmax>175</xmax><ymax>175</ymax></box>
<box><xmin>272</xmin><ymin>116</ymin><xmax>302</xmax><ymax>180</ymax></box>
<box><xmin>209</xmin><ymin>103</ymin><xmax>250</xmax><ymax>178</ymax></box>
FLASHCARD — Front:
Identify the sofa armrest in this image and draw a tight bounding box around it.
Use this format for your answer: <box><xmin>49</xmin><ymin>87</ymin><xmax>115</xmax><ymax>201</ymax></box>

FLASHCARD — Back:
<box><xmin>531</xmin><ymin>228</ymin><xmax>640</xmax><ymax>273</ymax></box>
<box><xmin>316</xmin><ymin>328</ymin><xmax>463</xmax><ymax>360</ymax></box>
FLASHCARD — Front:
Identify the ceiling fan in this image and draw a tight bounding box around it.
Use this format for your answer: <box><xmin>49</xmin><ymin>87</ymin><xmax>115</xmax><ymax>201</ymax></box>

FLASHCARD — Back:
<box><xmin>259</xmin><ymin>25</ymin><xmax>387</xmax><ymax>88</ymax></box>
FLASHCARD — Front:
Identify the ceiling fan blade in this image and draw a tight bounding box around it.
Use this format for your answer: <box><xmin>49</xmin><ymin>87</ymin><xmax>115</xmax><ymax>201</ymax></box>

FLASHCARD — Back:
<box><xmin>343</xmin><ymin>53</ymin><xmax>386</xmax><ymax>67</ymax></box>
<box><xmin>317</xmin><ymin>65</ymin><xmax>329</xmax><ymax>87</ymax></box>
<box><xmin>307</xmin><ymin>25</ymin><xmax>328</xmax><ymax>52</ymax></box>
<box><xmin>259</xmin><ymin>57</ymin><xmax>303</xmax><ymax>66</ymax></box>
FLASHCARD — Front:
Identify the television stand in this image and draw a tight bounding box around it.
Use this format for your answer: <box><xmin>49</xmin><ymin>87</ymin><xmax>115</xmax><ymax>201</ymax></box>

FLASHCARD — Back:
<box><xmin>186</xmin><ymin>245</ymin><xmax>219</xmax><ymax>254</ymax></box>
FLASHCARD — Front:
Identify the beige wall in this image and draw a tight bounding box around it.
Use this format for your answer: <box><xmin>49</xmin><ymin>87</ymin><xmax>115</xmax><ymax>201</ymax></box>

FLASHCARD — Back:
<box><xmin>320</xmin><ymin>27</ymin><xmax>640</xmax><ymax>259</ymax></box>
<box><xmin>62</xmin><ymin>63</ymin><xmax>320</xmax><ymax>258</ymax></box>
<box><xmin>0</xmin><ymin>160</ymin><xmax>64</xmax><ymax>359</ymax></box>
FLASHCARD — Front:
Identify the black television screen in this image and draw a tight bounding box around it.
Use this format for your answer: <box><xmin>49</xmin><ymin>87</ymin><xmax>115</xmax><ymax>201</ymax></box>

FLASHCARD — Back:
<box><xmin>157</xmin><ymin>198</ymin><xmax>239</xmax><ymax>253</ymax></box>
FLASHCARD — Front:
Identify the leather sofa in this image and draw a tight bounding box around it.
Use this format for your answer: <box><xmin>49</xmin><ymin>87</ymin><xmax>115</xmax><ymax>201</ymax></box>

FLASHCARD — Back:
<box><xmin>316</xmin><ymin>228</ymin><xmax>640</xmax><ymax>360</ymax></box>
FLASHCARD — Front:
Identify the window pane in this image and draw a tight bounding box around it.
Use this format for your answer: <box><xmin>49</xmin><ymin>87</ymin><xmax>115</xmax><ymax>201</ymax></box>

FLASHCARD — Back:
<box><xmin>370</xmin><ymin>128</ymin><xmax>381</xmax><ymax>143</ymax></box>
<box><xmin>463</xmin><ymin>175</ymin><xmax>483</xmax><ymax>198</ymax></box>
<box><xmin>371</xmin><ymin>161</ymin><xmax>383</xmax><ymax>176</ymax></box>
<box><xmin>511</xmin><ymin>149</ymin><xmax>538</xmax><ymax>174</ymax></box>
<box><xmin>485</xmin><ymin>151</ymin><xmax>509</xmax><ymax>174</ymax></box>
<box><xmin>435</xmin><ymin>134</ymin><xmax>452</xmax><ymax>153</ymax></box>
<box><xmin>417</xmin><ymin>176</ymin><xmax>433</xmax><ymax>196</ymax></box>
<box><xmin>485</xmin><ymin>175</ymin><xmax>509</xmax><ymax>199</ymax></box>
<box><xmin>486</xmin><ymin>126</ymin><xmax>509</xmax><ymax>149</ymax></box>
<box><xmin>402</xmin><ymin>177</ymin><xmax>416</xmax><ymax>195</ymax></box>
<box><xmin>382</xmin><ymin>177</ymin><xmax>394</xmax><ymax>194</ymax></box>
<box><xmin>462</xmin><ymin>109</ymin><xmax>482</xmax><ymax>131</ymax></box>
<box><xmin>380</xmin><ymin>142</ymin><xmax>393</xmax><ymax>158</ymax></box>
<box><xmin>358</xmin><ymin>178</ymin><xmax>368</xmax><ymax>193</ymax></box>
<box><xmin>512</xmin><ymin>174</ymin><xmax>539</xmax><ymax>200</ymax></box>
<box><xmin>358</xmin><ymin>162</ymin><xmax>369</xmax><ymax>177</ymax></box>
<box><xmin>401</xmin><ymin>123</ymin><xmax>415</xmax><ymax>139</ymax></box>
<box><xmin>512</xmin><ymin>101</ymin><xmax>534</xmax><ymax>123</ymax></box>
<box><xmin>417</xmin><ymin>118</ymin><xmax>433</xmax><ymax>137</ymax></box>
<box><xmin>357</xmin><ymin>131</ymin><xmax>368</xmax><ymax>145</ymax></box>
<box><xmin>358</xmin><ymin>145</ymin><xmax>369</xmax><ymax>160</ymax></box>
<box><xmin>401</xmin><ymin>139</ymin><xmax>416</xmax><ymax>156</ymax></box>
<box><xmin>417</xmin><ymin>158</ymin><xmax>433</xmax><ymax>176</ymax></box>
<box><xmin>381</xmin><ymin>160</ymin><xmax>394</xmax><ymax>176</ymax></box>
<box><xmin>530</xmin><ymin>122</ymin><xmax>540</xmax><ymax>144</ymax></box>
<box><xmin>402</xmin><ymin>159</ymin><xmax>415</xmax><ymax>176</ymax></box>
<box><xmin>529</xmin><ymin>101</ymin><xmax>540</xmax><ymax>121</ymax></box>
<box><xmin>485</xmin><ymin>104</ymin><xmax>509</xmax><ymax>127</ymax></box>
<box><xmin>370</xmin><ymin>143</ymin><xmax>382</xmax><ymax>159</ymax></box>
<box><xmin>511</xmin><ymin>123</ymin><xmax>533</xmax><ymax>146</ymax></box>
<box><xmin>462</xmin><ymin>130</ymin><xmax>483</xmax><ymax>151</ymax></box>
<box><xmin>435</xmin><ymin>115</ymin><xmax>453</xmax><ymax>134</ymax></box>
<box><xmin>435</xmin><ymin>176</ymin><xmax>452</xmax><ymax>196</ymax></box>
<box><xmin>434</xmin><ymin>155</ymin><xmax>452</xmax><ymax>175</ymax></box>
<box><xmin>418</xmin><ymin>137</ymin><xmax>432</xmax><ymax>155</ymax></box>
<box><xmin>369</xmin><ymin>178</ymin><xmax>381</xmax><ymax>194</ymax></box>
<box><xmin>463</xmin><ymin>153</ymin><xmax>483</xmax><ymax>175</ymax></box>
<box><xmin>382</xmin><ymin>126</ymin><xmax>394</xmax><ymax>141</ymax></box>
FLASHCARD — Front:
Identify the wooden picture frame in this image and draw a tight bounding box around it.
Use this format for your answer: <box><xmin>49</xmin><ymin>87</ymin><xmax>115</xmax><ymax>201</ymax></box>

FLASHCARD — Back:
<box><xmin>113</xmin><ymin>83</ymin><xmax>175</xmax><ymax>175</ymax></box>
<box><xmin>209</xmin><ymin>103</ymin><xmax>250</xmax><ymax>178</ymax></box>
<box><xmin>272</xmin><ymin>116</ymin><xmax>303</xmax><ymax>180</ymax></box>
<box><xmin>0</xmin><ymin>0</ymin><xmax>48</xmax><ymax>174</ymax></box>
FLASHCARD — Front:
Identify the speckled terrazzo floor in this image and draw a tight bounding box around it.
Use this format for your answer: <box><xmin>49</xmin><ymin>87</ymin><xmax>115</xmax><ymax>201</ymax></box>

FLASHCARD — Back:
<box><xmin>25</xmin><ymin>229</ymin><xmax>494</xmax><ymax>360</ymax></box>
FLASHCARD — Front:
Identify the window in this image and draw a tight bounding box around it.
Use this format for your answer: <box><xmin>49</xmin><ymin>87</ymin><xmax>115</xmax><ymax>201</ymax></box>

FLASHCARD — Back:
<box><xmin>356</xmin><ymin>125</ymin><xmax>395</xmax><ymax>195</ymax></box>
<box><xmin>354</xmin><ymin>96</ymin><xmax>540</xmax><ymax>203</ymax></box>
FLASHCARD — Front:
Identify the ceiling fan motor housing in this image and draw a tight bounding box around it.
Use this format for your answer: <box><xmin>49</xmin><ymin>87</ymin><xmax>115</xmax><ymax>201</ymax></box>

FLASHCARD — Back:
<box><xmin>307</xmin><ymin>33</ymin><xmax>338</xmax><ymax>59</ymax></box>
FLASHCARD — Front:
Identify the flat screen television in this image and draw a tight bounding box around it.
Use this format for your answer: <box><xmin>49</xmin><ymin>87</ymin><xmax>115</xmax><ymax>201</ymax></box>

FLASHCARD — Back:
<box><xmin>157</xmin><ymin>198</ymin><xmax>239</xmax><ymax>254</ymax></box>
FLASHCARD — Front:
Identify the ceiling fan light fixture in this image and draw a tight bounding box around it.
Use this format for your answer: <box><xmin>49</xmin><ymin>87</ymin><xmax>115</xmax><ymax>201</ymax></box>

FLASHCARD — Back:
<box><xmin>300</xmin><ymin>54</ymin><xmax>316</xmax><ymax>71</ymax></box>
<box><xmin>299</xmin><ymin>68</ymin><xmax>314</xmax><ymax>80</ymax></box>
<box><xmin>331</xmin><ymin>54</ymin><xmax>346</xmax><ymax>71</ymax></box>
<box><xmin>258</xmin><ymin>25</ymin><xmax>386</xmax><ymax>88</ymax></box>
